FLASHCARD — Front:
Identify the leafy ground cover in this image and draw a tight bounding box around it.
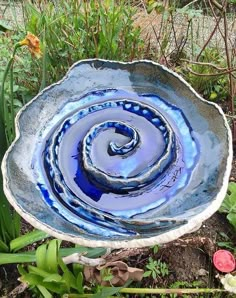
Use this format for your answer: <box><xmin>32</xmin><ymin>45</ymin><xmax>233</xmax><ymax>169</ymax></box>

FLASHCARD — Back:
<box><xmin>0</xmin><ymin>0</ymin><xmax>236</xmax><ymax>297</ymax></box>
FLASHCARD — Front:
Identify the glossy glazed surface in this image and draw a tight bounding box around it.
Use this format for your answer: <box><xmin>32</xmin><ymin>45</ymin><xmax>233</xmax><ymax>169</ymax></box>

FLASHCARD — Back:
<box><xmin>2</xmin><ymin>60</ymin><xmax>232</xmax><ymax>247</ymax></box>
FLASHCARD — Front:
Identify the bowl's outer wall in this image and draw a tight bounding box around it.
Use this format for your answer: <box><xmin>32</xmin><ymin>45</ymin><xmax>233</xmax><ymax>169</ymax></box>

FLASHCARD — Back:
<box><xmin>1</xmin><ymin>60</ymin><xmax>232</xmax><ymax>248</ymax></box>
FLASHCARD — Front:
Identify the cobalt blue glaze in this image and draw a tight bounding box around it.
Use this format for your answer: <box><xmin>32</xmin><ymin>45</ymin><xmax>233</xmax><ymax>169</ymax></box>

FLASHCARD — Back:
<box><xmin>34</xmin><ymin>88</ymin><xmax>199</xmax><ymax>237</ymax></box>
<box><xmin>2</xmin><ymin>60</ymin><xmax>231</xmax><ymax>246</ymax></box>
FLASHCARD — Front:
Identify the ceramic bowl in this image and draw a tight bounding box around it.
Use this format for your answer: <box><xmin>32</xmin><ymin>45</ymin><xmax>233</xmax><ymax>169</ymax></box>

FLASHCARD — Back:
<box><xmin>1</xmin><ymin>59</ymin><xmax>232</xmax><ymax>248</ymax></box>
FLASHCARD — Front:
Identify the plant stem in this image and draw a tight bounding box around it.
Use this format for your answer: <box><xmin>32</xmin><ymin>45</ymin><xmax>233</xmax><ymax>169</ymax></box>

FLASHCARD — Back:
<box><xmin>119</xmin><ymin>287</ymin><xmax>226</xmax><ymax>294</ymax></box>
<box><xmin>223</xmin><ymin>10</ymin><xmax>235</xmax><ymax>115</ymax></box>
<box><xmin>40</xmin><ymin>29</ymin><xmax>47</xmax><ymax>91</ymax></box>
<box><xmin>187</xmin><ymin>66</ymin><xmax>236</xmax><ymax>77</ymax></box>
<box><xmin>10</xmin><ymin>58</ymin><xmax>15</xmax><ymax>143</ymax></box>
<box><xmin>0</xmin><ymin>43</ymin><xmax>21</xmax><ymax>146</ymax></box>
<box><xmin>63</xmin><ymin>287</ymin><xmax>226</xmax><ymax>298</ymax></box>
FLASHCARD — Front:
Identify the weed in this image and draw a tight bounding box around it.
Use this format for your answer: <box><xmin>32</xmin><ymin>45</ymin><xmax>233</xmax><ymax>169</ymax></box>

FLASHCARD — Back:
<box><xmin>143</xmin><ymin>257</ymin><xmax>169</xmax><ymax>279</ymax></box>
<box><xmin>151</xmin><ymin>244</ymin><xmax>159</xmax><ymax>254</ymax></box>
<box><xmin>100</xmin><ymin>267</ymin><xmax>114</xmax><ymax>283</ymax></box>
<box><xmin>219</xmin><ymin>182</ymin><xmax>236</xmax><ymax>231</ymax></box>
<box><xmin>180</xmin><ymin>48</ymin><xmax>228</xmax><ymax>101</ymax></box>
<box><xmin>166</xmin><ymin>280</ymin><xmax>204</xmax><ymax>298</ymax></box>
<box><xmin>18</xmin><ymin>239</ymin><xmax>111</xmax><ymax>297</ymax></box>
<box><xmin>22</xmin><ymin>0</ymin><xmax>145</xmax><ymax>85</ymax></box>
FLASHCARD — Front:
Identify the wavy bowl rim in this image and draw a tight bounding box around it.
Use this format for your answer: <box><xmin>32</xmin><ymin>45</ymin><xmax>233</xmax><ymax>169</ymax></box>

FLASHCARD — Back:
<box><xmin>1</xmin><ymin>59</ymin><xmax>233</xmax><ymax>248</ymax></box>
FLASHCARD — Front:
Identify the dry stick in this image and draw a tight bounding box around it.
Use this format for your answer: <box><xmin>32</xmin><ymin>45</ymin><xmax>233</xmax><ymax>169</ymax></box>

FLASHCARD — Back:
<box><xmin>195</xmin><ymin>8</ymin><xmax>224</xmax><ymax>61</ymax></box>
<box><xmin>183</xmin><ymin>59</ymin><xmax>236</xmax><ymax>79</ymax></box>
<box><xmin>105</xmin><ymin>247</ymin><xmax>149</xmax><ymax>263</ymax></box>
<box><xmin>182</xmin><ymin>0</ymin><xmax>200</xmax><ymax>9</ymax></box>
<box><xmin>170</xmin><ymin>11</ymin><xmax>178</xmax><ymax>49</ymax></box>
<box><xmin>63</xmin><ymin>253</ymin><xmax>106</xmax><ymax>266</ymax></box>
<box><xmin>181</xmin><ymin>59</ymin><xmax>230</xmax><ymax>70</ymax></box>
<box><xmin>208</xmin><ymin>0</ymin><xmax>226</xmax><ymax>41</ymax></box>
<box><xmin>210</xmin><ymin>0</ymin><xmax>223</xmax><ymax>11</ymax></box>
<box><xmin>207</xmin><ymin>0</ymin><xmax>236</xmax><ymax>115</ymax></box>
<box><xmin>168</xmin><ymin>11</ymin><xmax>190</xmax><ymax>62</ymax></box>
<box><xmin>62</xmin><ymin>247</ymin><xmax>149</xmax><ymax>266</ymax></box>
<box><xmin>140</xmin><ymin>0</ymin><xmax>169</xmax><ymax>66</ymax></box>
<box><xmin>223</xmin><ymin>10</ymin><xmax>235</xmax><ymax>115</ymax></box>
<box><xmin>187</xmin><ymin>66</ymin><xmax>236</xmax><ymax>76</ymax></box>
<box><xmin>7</xmin><ymin>283</ymin><xmax>28</xmax><ymax>298</ymax></box>
<box><xmin>208</xmin><ymin>0</ymin><xmax>235</xmax><ymax>57</ymax></box>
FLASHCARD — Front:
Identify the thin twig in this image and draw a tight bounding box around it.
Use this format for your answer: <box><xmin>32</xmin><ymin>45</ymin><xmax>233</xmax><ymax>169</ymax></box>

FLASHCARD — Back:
<box><xmin>181</xmin><ymin>59</ymin><xmax>228</xmax><ymax>70</ymax></box>
<box><xmin>182</xmin><ymin>59</ymin><xmax>236</xmax><ymax>79</ymax></box>
<box><xmin>62</xmin><ymin>253</ymin><xmax>106</xmax><ymax>266</ymax></box>
<box><xmin>196</xmin><ymin>4</ymin><xmax>225</xmax><ymax>61</ymax></box>
<box><xmin>226</xmin><ymin>114</ymin><xmax>236</xmax><ymax>119</ymax></box>
<box><xmin>7</xmin><ymin>282</ymin><xmax>28</xmax><ymax>298</ymax></box>
<box><xmin>182</xmin><ymin>0</ymin><xmax>200</xmax><ymax>9</ymax></box>
<box><xmin>210</xmin><ymin>0</ymin><xmax>223</xmax><ymax>11</ymax></box>
<box><xmin>208</xmin><ymin>0</ymin><xmax>225</xmax><ymax>41</ymax></box>
<box><xmin>223</xmin><ymin>8</ymin><xmax>235</xmax><ymax>115</ymax></box>
<box><xmin>187</xmin><ymin>66</ymin><xmax>236</xmax><ymax>77</ymax></box>
<box><xmin>140</xmin><ymin>0</ymin><xmax>169</xmax><ymax>66</ymax></box>
<box><xmin>62</xmin><ymin>247</ymin><xmax>149</xmax><ymax>266</ymax></box>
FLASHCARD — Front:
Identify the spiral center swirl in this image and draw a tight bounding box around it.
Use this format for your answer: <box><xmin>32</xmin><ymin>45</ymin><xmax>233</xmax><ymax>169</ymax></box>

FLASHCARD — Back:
<box><xmin>80</xmin><ymin>99</ymin><xmax>175</xmax><ymax>192</ymax></box>
<box><xmin>35</xmin><ymin>88</ymin><xmax>199</xmax><ymax>238</ymax></box>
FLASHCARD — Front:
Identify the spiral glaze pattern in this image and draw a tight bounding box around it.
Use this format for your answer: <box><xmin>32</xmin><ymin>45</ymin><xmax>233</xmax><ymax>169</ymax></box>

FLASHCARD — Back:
<box><xmin>3</xmin><ymin>59</ymin><xmax>231</xmax><ymax>247</ymax></box>
<box><xmin>35</xmin><ymin>88</ymin><xmax>199</xmax><ymax>239</ymax></box>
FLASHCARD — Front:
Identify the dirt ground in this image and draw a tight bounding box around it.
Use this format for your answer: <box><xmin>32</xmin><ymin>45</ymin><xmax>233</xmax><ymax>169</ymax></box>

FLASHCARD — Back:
<box><xmin>0</xmin><ymin>205</ymin><xmax>235</xmax><ymax>297</ymax></box>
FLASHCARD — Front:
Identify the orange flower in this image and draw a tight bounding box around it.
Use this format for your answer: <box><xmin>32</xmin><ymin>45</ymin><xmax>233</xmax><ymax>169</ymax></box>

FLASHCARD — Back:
<box><xmin>19</xmin><ymin>32</ymin><xmax>42</xmax><ymax>59</ymax></box>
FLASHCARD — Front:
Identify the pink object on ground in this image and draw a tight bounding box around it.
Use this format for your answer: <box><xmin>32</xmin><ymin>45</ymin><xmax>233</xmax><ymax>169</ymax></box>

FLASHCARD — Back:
<box><xmin>213</xmin><ymin>250</ymin><xmax>236</xmax><ymax>273</ymax></box>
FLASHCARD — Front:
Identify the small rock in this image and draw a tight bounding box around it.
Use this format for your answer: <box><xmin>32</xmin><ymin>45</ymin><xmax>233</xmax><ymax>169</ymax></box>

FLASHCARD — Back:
<box><xmin>197</xmin><ymin>268</ymin><xmax>208</xmax><ymax>276</ymax></box>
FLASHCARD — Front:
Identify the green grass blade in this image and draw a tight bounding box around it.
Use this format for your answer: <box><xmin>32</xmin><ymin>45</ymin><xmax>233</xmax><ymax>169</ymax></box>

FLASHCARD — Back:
<box><xmin>0</xmin><ymin>239</ymin><xmax>9</xmax><ymax>252</ymax></box>
<box><xmin>37</xmin><ymin>285</ymin><xmax>53</xmax><ymax>298</ymax></box>
<box><xmin>36</xmin><ymin>243</ymin><xmax>48</xmax><ymax>271</ymax></box>
<box><xmin>0</xmin><ymin>252</ymin><xmax>36</xmax><ymax>265</ymax></box>
<box><xmin>10</xmin><ymin>229</ymin><xmax>49</xmax><ymax>252</ymax></box>
<box><xmin>0</xmin><ymin>246</ymin><xmax>104</xmax><ymax>265</ymax></box>
<box><xmin>40</xmin><ymin>32</ymin><xmax>47</xmax><ymax>91</ymax></box>
<box><xmin>46</xmin><ymin>239</ymin><xmax>60</xmax><ymax>273</ymax></box>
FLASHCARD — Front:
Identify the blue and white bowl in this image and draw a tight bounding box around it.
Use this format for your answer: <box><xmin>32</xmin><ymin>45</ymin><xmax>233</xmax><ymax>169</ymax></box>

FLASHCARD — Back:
<box><xmin>1</xmin><ymin>60</ymin><xmax>232</xmax><ymax>248</ymax></box>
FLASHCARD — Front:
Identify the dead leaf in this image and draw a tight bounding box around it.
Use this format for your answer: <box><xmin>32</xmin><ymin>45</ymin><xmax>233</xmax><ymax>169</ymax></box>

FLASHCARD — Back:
<box><xmin>84</xmin><ymin>260</ymin><xmax>143</xmax><ymax>286</ymax></box>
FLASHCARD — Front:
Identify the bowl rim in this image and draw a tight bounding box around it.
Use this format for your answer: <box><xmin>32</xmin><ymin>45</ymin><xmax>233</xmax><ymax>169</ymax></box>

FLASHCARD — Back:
<box><xmin>1</xmin><ymin>58</ymin><xmax>233</xmax><ymax>248</ymax></box>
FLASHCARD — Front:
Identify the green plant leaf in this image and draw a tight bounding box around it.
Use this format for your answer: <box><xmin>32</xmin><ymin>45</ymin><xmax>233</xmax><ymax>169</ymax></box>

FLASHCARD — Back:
<box><xmin>17</xmin><ymin>264</ymin><xmax>28</xmax><ymax>276</ymax></box>
<box><xmin>0</xmin><ymin>252</ymin><xmax>36</xmax><ymax>265</ymax></box>
<box><xmin>63</xmin><ymin>270</ymin><xmax>77</xmax><ymax>290</ymax></box>
<box><xmin>43</xmin><ymin>273</ymin><xmax>63</xmax><ymax>283</ymax></box>
<box><xmin>143</xmin><ymin>271</ymin><xmax>152</xmax><ymax>277</ymax></box>
<box><xmin>92</xmin><ymin>286</ymin><xmax>123</xmax><ymax>298</ymax></box>
<box><xmin>227</xmin><ymin>213</ymin><xmax>236</xmax><ymax>230</ymax></box>
<box><xmin>0</xmin><ymin>20</ymin><xmax>13</xmax><ymax>32</ymax></box>
<box><xmin>219</xmin><ymin>182</ymin><xmax>236</xmax><ymax>230</ymax></box>
<box><xmin>0</xmin><ymin>239</ymin><xmax>9</xmax><ymax>252</ymax></box>
<box><xmin>76</xmin><ymin>272</ymin><xmax>84</xmax><ymax>294</ymax></box>
<box><xmin>0</xmin><ymin>246</ymin><xmax>105</xmax><ymax>265</ymax></box>
<box><xmin>20</xmin><ymin>272</ymin><xmax>43</xmax><ymax>285</ymax></box>
<box><xmin>28</xmin><ymin>265</ymin><xmax>53</xmax><ymax>278</ymax></box>
<box><xmin>10</xmin><ymin>229</ymin><xmax>49</xmax><ymax>252</ymax></box>
<box><xmin>46</xmin><ymin>239</ymin><xmax>61</xmax><ymax>273</ymax></box>
<box><xmin>220</xmin><ymin>185</ymin><xmax>236</xmax><ymax>213</ymax></box>
<box><xmin>37</xmin><ymin>285</ymin><xmax>53</xmax><ymax>298</ymax></box>
<box><xmin>36</xmin><ymin>243</ymin><xmax>48</xmax><ymax>271</ymax></box>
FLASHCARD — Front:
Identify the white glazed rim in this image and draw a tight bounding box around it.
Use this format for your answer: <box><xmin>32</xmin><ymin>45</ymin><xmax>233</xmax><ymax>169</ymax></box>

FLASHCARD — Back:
<box><xmin>1</xmin><ymin>59</ymin><xmax>233</xmax><ymax>248</ymax></box>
